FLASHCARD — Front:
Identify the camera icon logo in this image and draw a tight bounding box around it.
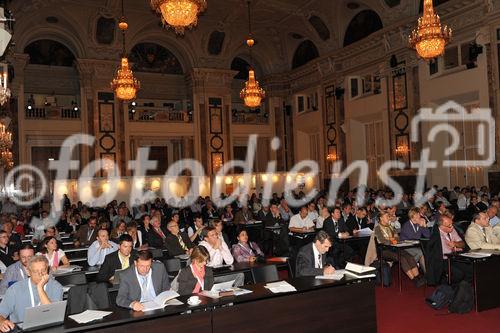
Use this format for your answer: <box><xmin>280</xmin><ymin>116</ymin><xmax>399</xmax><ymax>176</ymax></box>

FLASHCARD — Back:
<box><xmin>410</xmin><ymin>101</ymin><xmax>495</xmax><ymax>167</ymax></box>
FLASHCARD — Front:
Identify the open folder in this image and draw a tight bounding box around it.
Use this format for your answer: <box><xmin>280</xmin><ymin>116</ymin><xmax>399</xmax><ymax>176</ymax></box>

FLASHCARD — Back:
<box><xmin>141</xmin><ymin>290</ymin><xmax>183</xmax><ymax>311</ymax></box>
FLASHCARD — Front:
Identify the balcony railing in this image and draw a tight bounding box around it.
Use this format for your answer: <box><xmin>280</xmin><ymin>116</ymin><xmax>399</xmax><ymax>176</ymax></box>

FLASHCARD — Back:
<box><xmin>130</xmin><ymin>108</ymin><xmax>192</xmax><ymax>123</ymax></box>
<box><xmin>25</xmin><ymin>106</ymin><xmax>81</xmax><ymax>120</ymax></box>
<box><xmin>232</xmin><ymin>112</ymin><xmax>269</xmax><ymax>124</ymax></box>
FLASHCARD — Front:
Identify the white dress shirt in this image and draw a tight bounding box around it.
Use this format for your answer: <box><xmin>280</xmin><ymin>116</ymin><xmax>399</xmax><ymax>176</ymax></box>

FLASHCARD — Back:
<box><xmin>289</xmin><ymin>214</ymin><xmax>315</xmax><ymax>229</ymax></box>
<box><xmin>87</xmin><ymin>240</ymin><xmax>118</xmax><ymax>266</ymax></box>
<box><xmin>199</xmin><ymin>239</ymin><xmax>234</xmax><ymax>267</ymax></box>
<box><xmin>312</xmin><ymin>243</ymin><xmax>322</xmax><ymax>269</ymax></box>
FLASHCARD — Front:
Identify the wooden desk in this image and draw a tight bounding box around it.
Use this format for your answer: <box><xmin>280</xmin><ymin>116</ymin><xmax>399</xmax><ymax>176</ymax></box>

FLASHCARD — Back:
<box><xmin>449</xmin><ymin>251</ymin><xmax>500</xmax><ymax>312</ymax></box>
<box><xmin>36</xmin><ymin>277</ymin><xmax>375</xmax><ymax>333</ymax></box>
<box><xmin>381</xmin><ymin>241</ymin><xmax>420</xmax><ymax>292</ymax></box>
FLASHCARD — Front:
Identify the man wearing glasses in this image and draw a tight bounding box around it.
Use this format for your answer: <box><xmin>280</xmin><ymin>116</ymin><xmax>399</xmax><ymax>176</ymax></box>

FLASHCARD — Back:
<box><xmin>0</xmin><ymin>256</ymin><xmax>63</xmax><ymax>332</ymax></box>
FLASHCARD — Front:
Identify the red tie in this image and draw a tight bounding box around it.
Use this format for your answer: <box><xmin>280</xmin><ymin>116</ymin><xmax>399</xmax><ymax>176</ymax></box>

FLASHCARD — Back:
<box><xmin>156</xmin><ymin>228</ymin><xmax>166</xmax><ymax>239</ymax></box>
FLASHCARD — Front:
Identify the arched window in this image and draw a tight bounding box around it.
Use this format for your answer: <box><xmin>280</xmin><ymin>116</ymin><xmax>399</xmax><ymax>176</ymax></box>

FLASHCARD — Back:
<box><xmin>129</xmin><ymin>43</ymin><xmax>183</xmax><ymax>74</ymax></box>
<box><xmin>292</xmin><ymin>40</ymin><xmax>319</xmax><ymax>69</ymax></box>
<box><xmin>343</xmin><ymin>10</ymin><xmax>383</xmax><ymax>47</ymax></box>
<box><xmin>308</xmin><ymin>15</ymin><xmax>330</xmax><ymax>41</ymax></box>
<box><xmin>208</xmin><ymin>31</ymin><xmax>225</xmax><ymax>55</ymax></box>
<box><xmin>231</xmin><ymin>57</ymin><xmax>251</xmax><ymax>80</ymax></box>
<box><xmin>24</xmin><ymin>39</ymin><xmax>76</xmax><ymax>67</ymax></box>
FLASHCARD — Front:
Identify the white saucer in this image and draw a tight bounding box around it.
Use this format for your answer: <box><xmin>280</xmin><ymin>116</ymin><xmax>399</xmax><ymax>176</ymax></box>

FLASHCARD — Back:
<box><xmin>187</xmin><ymin>300</ymin><xmax>201</xmax><ymax>306</ymax></box>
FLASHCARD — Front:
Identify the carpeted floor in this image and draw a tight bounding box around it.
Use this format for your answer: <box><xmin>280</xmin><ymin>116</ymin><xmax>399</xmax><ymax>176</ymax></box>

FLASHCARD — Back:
<box><xmin>376</xmin><ymin>277</ymin><xmax>500</xmax><ymax>333</ymax></box>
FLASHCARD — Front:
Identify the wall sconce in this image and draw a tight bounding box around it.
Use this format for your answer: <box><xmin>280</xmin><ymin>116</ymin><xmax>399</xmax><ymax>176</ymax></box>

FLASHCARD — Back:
<box><xmin>395</xmin><ymin>143</ymin><xmax>410</xmax><ymax>157</ymax></box>
<box><xmin>212</xmin><ymin>152</ymin><xmax>223</xmax><ymax>173</ymax></box>
<box><xmin>326</xmin><ymin>153</ymin><xmax>337</xmax><ymax>162</ymax></box>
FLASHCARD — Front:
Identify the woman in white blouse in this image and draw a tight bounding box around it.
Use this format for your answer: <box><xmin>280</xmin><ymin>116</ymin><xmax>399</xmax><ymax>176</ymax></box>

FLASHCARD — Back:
<box><xmin>38</xmin><ymin>236</ymin><xmax>70</xmax><ymax>271</ymax></box>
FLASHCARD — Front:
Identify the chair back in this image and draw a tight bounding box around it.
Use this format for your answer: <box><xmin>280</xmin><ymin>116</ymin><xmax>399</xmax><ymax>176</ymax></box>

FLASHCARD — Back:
<box><xmin>55</xmin><ymin>272</ymin><xmax>87</xmax><ymax>286</ymax></box>
<box><xmin>251</xmin><ymin>264</ymin><xmax>279</xmax><ymax>284</ymax></box>
<box><xmin>150</xmin><ymin>248</ymin><xmax>164</xmax><ymax>259</ymax></box>
<box><xmin>163</xmin><ymin>258</ymin><xmax>181</xmax><ymax>279</ymax></box>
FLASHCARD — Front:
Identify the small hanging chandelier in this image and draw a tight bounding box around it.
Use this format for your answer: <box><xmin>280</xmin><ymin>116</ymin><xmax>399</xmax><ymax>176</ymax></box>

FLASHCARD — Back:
<box><xmin>409</xmin><ymin>0</ymin><xmax>451</xmax><ymax>60</ymax></box>
<box><xmin>0</xmin><ymin>66</ymin><xmax>11</xmax><ymax>106</ymax></box>
<box><xmin>111</xmin><ymin>1</ymin><xmax>140</xmax><ymax>101</ymax></box>
<box><xmin>150</xmin><ymin>0</ymin><xmax>207</xmax><ymax>35</ymax></box>
<box><xmin>240</xmin><ymin>1</ymin><xmax>265</xmax><ymax>108</ymax></box>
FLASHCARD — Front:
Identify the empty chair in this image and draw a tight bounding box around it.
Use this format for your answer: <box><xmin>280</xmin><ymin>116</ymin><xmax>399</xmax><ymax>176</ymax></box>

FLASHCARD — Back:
<box><xmin>163</xmin><ymin>258</ymin><xmax>181</xmax><ymax>279</ymax></box>
<box><xmin>251</xmin><ymin>265</ymin><xmax>279</xmax><ymax>284</ymax></box>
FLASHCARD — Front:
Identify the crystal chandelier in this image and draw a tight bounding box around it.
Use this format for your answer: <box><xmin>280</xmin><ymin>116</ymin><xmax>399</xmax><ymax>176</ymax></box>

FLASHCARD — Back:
<box><xmin>0</xmin><ymin>69</ymin><xmax>11</xmax><ymax>106</ymax></box>
<box><xmin>150</xmin><ymin>0</ymin><xmax>207</xmax><ymax>35</ymax></box>
<box><xmin>240</xmin><ymin>1</ymin><xmax>265</xmax><ymax>108</ymax></box>
<box><xmin>0</xmin><ymin>149</ymin><xmax>13</xmax><ymax>170</ymax></box>
<box><xmin>0</xmin><ymin>122</ymin><xmax>13</xmax><ymax>170</ymax></box>
<box><xmin>409</xmin><ymin>0</ymin><xmax>452</xmax><ymax>60</ymax></box>
<box><xmin>240</xmin><ymin>69</ymin><xmax>265</xmax><ymax>108</ymax></box>
<box><xmin>111</xmin><ymin>0</ymin><xmax>140</xmax><ymax>101</ymax></box>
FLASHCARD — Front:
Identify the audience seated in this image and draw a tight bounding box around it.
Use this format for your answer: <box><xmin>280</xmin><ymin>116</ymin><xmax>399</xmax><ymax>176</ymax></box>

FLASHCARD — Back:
<box><xmin>176</xmin><ymin>246</ymin><xmax>214</xmax><ymax>296</ymax></box>
<box><xmin>0</xmin><ymin>244</ymin><xmax>34</xmax><ymax>295</ymax></box>
<box><xmin>0</xmin><ymin>231</ymin><xmax>17</xmax><ymax>268</ymax></box>
<box><xmin>73</xmin><ymin>216</ymin><xmax>98</xmax><ymax>247</ymax></box>
<box><xmin>116</xmin><ymin>250</ymin><xmax>171</xmax><ymax>311</ymax></box>
<box><xmin>87</xmin><ymin>229</ymin><xmax>118</xmax><ymax>267</ymax></box>
<box><xmin>373</xmin><ymin>211</ymin><xmax>425</xmax><ymax>287</ymax></box>
<box><xmin>295</xmin><ymin>231</ymin><xmax>336</xmax><ymax>277</ymax></box>
<box><xmin>289</xmin><ymin>206</ymin><xmax>315</xmax><ymax>233</ymax></box>
<box><xmin>165</xmin><ymin>221</ymin><xmax>194</xmax><ymax>257</ymax></box>
<box><xmin>465</xmin><ymin>212</ymin><xmax>500</xmax><ymax>250</ymax></box>
<box><xmin>146</xmin><ymin>216</ymin><xmax>168</xmax><ymax>249</ymax></box>
<box><xmin>188</xmin><ymin>214</ymin><xmax>206</xmax><ymax>245</ymax></box>
<box><xmin>0</xmin><ymin>256</ymin><xmax>63</xmax><ymax>332</ymax></box>
<box><xmin>231</xmin><ymin>229</ymin><xmax>264</xmax><ymax>263</ymax></box>
<box><xmin>37</xmin><ymin>236</ymin><xmax>70</xmax><ymax>271</ymax></box>
<box><xmin>97</xmin><ymin>234</ymin><xmax>134</xmax><ymax>283</ymax></box>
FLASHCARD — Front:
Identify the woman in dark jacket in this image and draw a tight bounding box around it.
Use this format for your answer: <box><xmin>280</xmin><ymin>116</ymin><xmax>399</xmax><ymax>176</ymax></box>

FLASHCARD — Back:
<box><xmin>177</xmin><ymin>245</ymin><xmax>214</xmax><ymax>296</ymax></box>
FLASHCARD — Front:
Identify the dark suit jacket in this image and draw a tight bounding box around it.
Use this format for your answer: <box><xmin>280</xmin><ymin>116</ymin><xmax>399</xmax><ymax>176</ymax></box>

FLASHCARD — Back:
<box><xmin>165</xmin><ymin>232</ymin><xmax>194</xmax><ymax>257</ymax></box>
<box><xmin>116</xmin><ymin>262</ymin><xmax>171</xmax><ymax>308</ymax></box>
<box><xmin>96</xmin><ymin>250</ymin><xmax>135</xmax><ymax>282</ymax></box>
<box><xmin>177</xmin><ymin>266</ymin><xmax>214</xmax><ymax>296</ymax></box>
<box><xmin>345</xmin><ymin>215</ymin><xmax>369</xmax><ymax>235</ymax></box>
<box><xmin>74</xmin><ymin>225</ymin><xmax>98</xmax><ymax>246</ymax></box>
<box><xmin>8</xmin><ymin>234</ymin><xmax>22</xmax><ymax>251</ymax></box>
<box><xmin>146</xmin><ymin>228</ymin><xmax>168</xmax><ymax>249</ymax></box>
<box><xmin>295</xmin><ymin>243</ymin><xmax>334</xmax><ymax>277</ymax></box>
<box><xmin>322</xmin><ymin>217</ymin><xmax>348</xmax><ymax>239</ymax></box>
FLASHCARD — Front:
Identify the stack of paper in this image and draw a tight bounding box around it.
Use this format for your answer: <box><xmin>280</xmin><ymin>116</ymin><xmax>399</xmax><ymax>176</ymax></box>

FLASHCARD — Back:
<box><xmin>69</xmin><ymin>310</ymin><xmax>112</xmax><ymax>324</ymax></box>
<box><xmin>142</xmin><ymin>290</ymin><xmax>183</xmax><ymax>311</ymax></box>
<box><xmin>264</xmin><ymin>281</ymin><xmax>297</xmax><ymax>293</ymax></box>
<box><xmin>315</xmin><ymin>270</ymin><xmax>345</xmax><ymax>280</ymax></box>
<box><xmin>344</xmin><ymin>262</ymin><xmax>376</xmax><ymax>279</ymax></box>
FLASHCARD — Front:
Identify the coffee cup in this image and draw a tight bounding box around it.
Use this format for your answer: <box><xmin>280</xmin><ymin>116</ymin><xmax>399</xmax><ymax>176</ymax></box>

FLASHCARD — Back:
<box><xmin>188</xmin><ymin>296</ymin><xmax>200</xmax><ymax>305</ymax></box>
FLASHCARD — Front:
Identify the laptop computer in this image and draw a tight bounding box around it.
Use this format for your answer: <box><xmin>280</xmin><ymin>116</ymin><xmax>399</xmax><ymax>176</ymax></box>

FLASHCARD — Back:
<box><xmin>17</xmin><ymin>300</ymin><xmax>67</xmax><ymax>332</ymax></box>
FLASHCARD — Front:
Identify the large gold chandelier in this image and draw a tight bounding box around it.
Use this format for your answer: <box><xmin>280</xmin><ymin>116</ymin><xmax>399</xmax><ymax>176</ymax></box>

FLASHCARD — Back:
<box><xmin>111</xmin><ymin>1</ymin><xmax>140</xmax><ymax>101</ymax></box>
<box><xmin>240</xmin><ymin>69</ymin><xmax>265</xmax><ymax>108</ymax></box>
<box><xmin>240</xmin><ymin>1</ymin><xmax>265</xmax><ymax>108</ymax></box>
<box><xmin>150</xmin><ymin>0</ymin><xmax>207</xmax><ymax>34</ymax></box>
<box><xmin>409</xmin><ymin>0</ymin><xmax>451</xmax><ymax>60</ymax></box>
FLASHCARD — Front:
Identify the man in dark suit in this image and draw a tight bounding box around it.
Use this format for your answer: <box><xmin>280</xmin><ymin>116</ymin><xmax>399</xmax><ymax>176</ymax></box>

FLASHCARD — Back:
<box><xmin>345</xmin><ymin>207</ymin><xmax>370</xmax><ymax>235</ymax></box>
<box><xmin>296</xmin><ymin>231</ymin><xmax>336</xmax><ymax>277</ymax></box>
<box><xmin>146</xmin><ymin>216</ymin><xmax>168</xmax><ymax>248</ymax></box>
<box><xmin>73</xmin><ymin>216</ymin><xmax>98</xmax><ymax>247</ymax></box>
<box><xmin>165</xmin><ymin>221</ymin><xmax>194</xmax><ymax>257</ymax></box>
<box><xmin>97</xmin><ymin>234</ymin><xmax>135</xmax><ymax>283</ymax></box>
<box><xmin>2</xmin><ymin>221</ymin><xmax>21</xmax><ymax>251</ymax></box>
<box><xmin>116</xmin><ymin>250</ymin><xmax>171</xmax><ymax>311</ymax></box>
<box><xmin>323</xmin><ymin>207</ymin><xmax>354</xmax><ymax>268</ymax></box>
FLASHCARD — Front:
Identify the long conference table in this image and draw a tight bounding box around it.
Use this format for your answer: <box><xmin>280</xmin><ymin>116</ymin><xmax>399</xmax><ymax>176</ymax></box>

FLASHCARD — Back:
<box><xmin>38</xmin><ymin>276</ymin><xmax>376</xmax><ymax>333</ymax></box>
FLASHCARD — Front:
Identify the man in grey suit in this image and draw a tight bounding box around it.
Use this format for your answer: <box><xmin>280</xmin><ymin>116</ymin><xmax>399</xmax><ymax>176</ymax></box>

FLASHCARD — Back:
<box><xmin>295</xmin><ymin>231</ymin><xmax>336</xmax><ymax>277</ymax></box>
<box><xmin>116</xmin><ymin>250</ymin><xmax>171</xmax><ymax>311</ymax></box>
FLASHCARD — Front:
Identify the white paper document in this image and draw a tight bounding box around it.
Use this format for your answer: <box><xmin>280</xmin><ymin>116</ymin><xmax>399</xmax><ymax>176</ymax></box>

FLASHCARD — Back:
<box><xmin>460</xmin><ymin>252</ymin><xmax>492</xmax><ymax>258</ymax></box>
<box><xmin>357</xmin><ymin>228</ymin><xmax>373</xmax><ymax>236</ymax></box>
<box><xmin>264</xmin><ymin>281</ymin><xmax>297</xmax><ymax>293</ymax></box>
<box><xmin>141</xmin><ymin>290</ymin><xmax>182</xmax><ymax>311</ymax></box>
<box><xmin>344</xmin><ymin>263</ymin><xmax>376</xmax><ymax>279</ymax></box>
<box><xmin>316</xmin><ymin>270</ymin><xmax>345</xmax><ymax>280</ymax></box>
<box><xmin>53</xmin><ymin>265</ymin><xmax>82</xmax><ymax>275</ymax></box>
<box><xmin>69</xmin><ymin>310</ymin><xmax>112</xmax><ymax>324</ymax></box>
